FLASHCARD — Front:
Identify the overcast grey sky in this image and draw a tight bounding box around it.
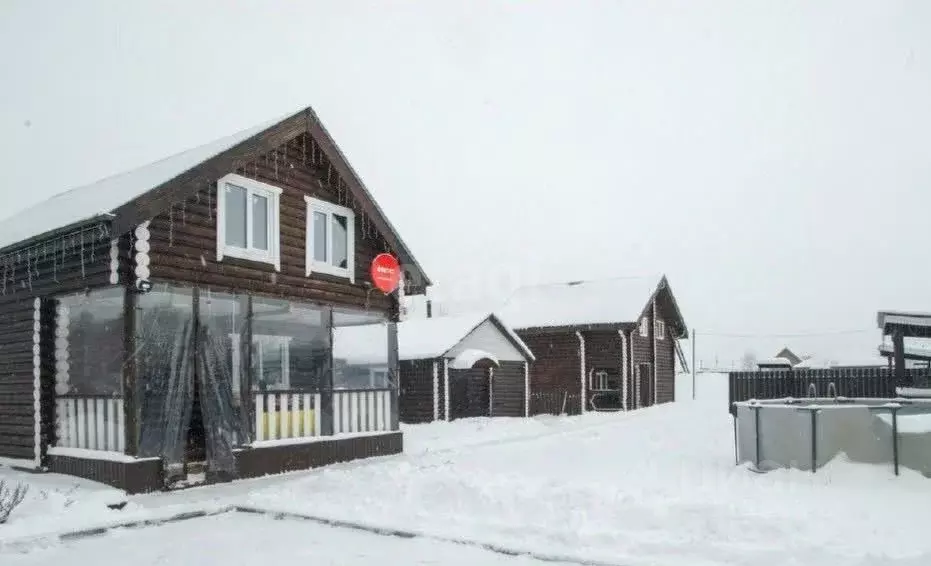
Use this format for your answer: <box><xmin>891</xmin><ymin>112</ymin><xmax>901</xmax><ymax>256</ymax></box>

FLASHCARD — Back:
<box><xmin>1</xmin><ymin>0</ymin><xmax>929</xmax><ymax>366</ymax></box>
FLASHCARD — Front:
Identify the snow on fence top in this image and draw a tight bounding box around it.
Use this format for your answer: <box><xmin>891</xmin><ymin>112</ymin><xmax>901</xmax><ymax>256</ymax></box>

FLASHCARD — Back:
<box><xmin>496</xmin><ymin>275</ymin><xmax>662</xmax><ymax>330</ymax></box>
<box><xmin>0</xmin><ymin>112</ymin><xmax>289</xmax><ymax>252</ymax></box>
<box><xmin>879</xmin><ymin>341</ymin><xmax>931</xmax><ymax>360</ymax></box>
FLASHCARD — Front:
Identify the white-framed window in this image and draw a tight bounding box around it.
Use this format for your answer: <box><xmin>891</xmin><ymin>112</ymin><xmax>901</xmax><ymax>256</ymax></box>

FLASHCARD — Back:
<box><xmin>216</xmin><ymin>173</ymin><xmax>282</xmax><ymax>270</ymax></box>
<box><xmin>589</xmin><ymin>367</ymin><xmax>619</xmax><ymax>391</ymax></box>
<box><xmin>591</xmin><ymin>369</ymin><xmax>609</xmax><ymax>391</ymax></box>
<box><xmin>230</xmin><ymin>333</ymin><xmax>293</xmax><ymax>392</ymax></box>
<box><xmin>304</xmin><ymin>196</ymin><xmax>355</xmax><ymax>281</ymax></box>
<box><xmin>639</xmin><ymin>317</ymin><xmax>649</xmax><ymax>337</ymax></box>
<box><xmin>655</xmin><ymin>318</ymin><xmax>665</xmax><ymax>340</ymax></box>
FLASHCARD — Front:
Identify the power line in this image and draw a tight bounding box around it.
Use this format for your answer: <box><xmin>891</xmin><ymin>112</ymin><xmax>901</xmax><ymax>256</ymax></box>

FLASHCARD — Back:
<box><xmin>695</xmin><ymin>329</ymin><xmax>875</xmax><ymax>339</ymax></box>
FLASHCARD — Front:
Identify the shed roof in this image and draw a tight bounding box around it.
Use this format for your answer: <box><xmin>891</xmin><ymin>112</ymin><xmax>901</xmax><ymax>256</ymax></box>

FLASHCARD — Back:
<box><xmin>398</xmin><ymin>312</ymin><xmax>534</xmax><ymax>361</ymax></box>
<box><xmin>497</xmin><ymin>275</ymin><xmax>684</xmax><ymax>332</ymax></box>
<box><xmin>0</xmin><ymin>106</ymin><xmax>431</xmax><ymax>289</ymax></box>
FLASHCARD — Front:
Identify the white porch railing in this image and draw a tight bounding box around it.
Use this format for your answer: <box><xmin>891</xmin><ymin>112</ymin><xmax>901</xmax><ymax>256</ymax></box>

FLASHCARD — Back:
<box><xmin>55</xmin><ymin>395</ymin><xmax>125</xmax><ymax>452</ymax></box>
<box><xmin>254</xmin><ymin>391</ymin><xmax>322</xmax><ymax>441</ymax></box>
<box><xmin>332</xmin><ymin>389</ymin><xmax>392</xmax><ymax>434</ymax></box>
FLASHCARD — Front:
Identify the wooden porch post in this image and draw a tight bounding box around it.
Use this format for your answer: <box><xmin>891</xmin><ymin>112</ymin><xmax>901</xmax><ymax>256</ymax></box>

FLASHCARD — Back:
<box><xmin>893</xmin><ymin>327</ymin><xmax>906</xmax><ymax>386</ymax></box>
<box><xmin>388</xmin><ymin>320</ymin><xmax>400</xmax><ymax>430</ymax></box>
<box><xmin>122</xmin><ymin>287</ymin><xmax>138</xmax><ymax>455</ymax></box>
<box><xmin>240</xmin><ymin>295</ymin><xmax>253</xmax><ymax>443</ymax></box>
<box><xmin>320</xmin><ymin>307</ymin><xmax>334</xmax><ymax>436</ymax></box>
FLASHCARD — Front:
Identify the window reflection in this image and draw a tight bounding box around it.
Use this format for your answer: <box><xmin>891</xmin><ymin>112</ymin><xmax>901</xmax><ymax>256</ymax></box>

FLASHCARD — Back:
<box><xmin>55</xmin><ymin>288</ymin><xmax>124</xmax><ymax>397</ymax></box>
<box><xmin>332</xmin><ymin>309</ymin><xmax>390</xmax><ymax>390</ymax></box>
<box><xmin>251</xmin><ymin>297</ymin><xmax>329</xmax><ymax>391</ymax></box>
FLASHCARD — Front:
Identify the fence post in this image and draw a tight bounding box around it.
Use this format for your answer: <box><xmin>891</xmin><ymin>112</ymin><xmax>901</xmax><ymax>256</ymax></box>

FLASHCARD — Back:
<box><xmin>753</xmin><ymin>404</ymin><xmax>761</xmax><ymax>470</ymax></box>
<box><xmin>891</xmin><ymin>406</ymin><xmax>900</xmax><ymax>476</ymax></box>
<box><xmin>810</xmin><ymin>408</ymin><xmax>819</xmax><ymax>473</ymax></box>
<box><xmin>733</xmin><ymin>413</ymin><xmax>738</xmax><ymax>466</ymax></box>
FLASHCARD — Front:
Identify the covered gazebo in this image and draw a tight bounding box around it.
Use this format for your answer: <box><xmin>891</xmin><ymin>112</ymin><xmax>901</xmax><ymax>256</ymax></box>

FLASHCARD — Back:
<box><xmin>877</xmin><ymin>310</ymin><xmax>931</xmax><ymax>395</ymax></box>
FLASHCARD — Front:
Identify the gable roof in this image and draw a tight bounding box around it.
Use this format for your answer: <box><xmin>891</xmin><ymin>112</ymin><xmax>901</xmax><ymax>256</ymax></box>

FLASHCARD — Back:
<box><xmin>496</xmin><ymin>274</ymin><xmax>687</xmax><ymax>336</ymax></box>
<box><xmin>398</xmin><ymin>312</ymin><xmax>535</xmax><ymax>361</ymax></box>
<box><xmin>0</xmin><ymin>106</ymin><xmax>430</xmax><ymax>289</ymax></box>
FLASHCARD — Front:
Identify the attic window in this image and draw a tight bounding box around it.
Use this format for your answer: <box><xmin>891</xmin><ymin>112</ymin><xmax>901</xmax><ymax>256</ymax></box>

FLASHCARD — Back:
<box><xmin>639</xmin><ymin>317</ymin><xmax>649</xmax><ymax>337</ymax></box>
<box><xmin>305</xmin><ymin>196</ymin><xmax>355</xmax><ymax>281</ymax></box>
<box><xmin>216</xmin><ymin>173</ymin><xmax>282</xmax><ymax>270</ymax></box>
<box><xmin>655</xmin><ymin>318</ymin><xmax>665</xmax><ymax>340</ymax></box>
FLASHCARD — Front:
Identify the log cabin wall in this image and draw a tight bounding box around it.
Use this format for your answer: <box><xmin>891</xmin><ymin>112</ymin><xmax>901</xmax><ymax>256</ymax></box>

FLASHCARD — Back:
<box><xmin>0</xmin><ymin>222</ymin><xmax>133</xmax><ymax>461</ymax></box>
<box><xmin>142</xmin><ymin>132</ymin><xmax>401</xmax><ymax>315</ymax></box>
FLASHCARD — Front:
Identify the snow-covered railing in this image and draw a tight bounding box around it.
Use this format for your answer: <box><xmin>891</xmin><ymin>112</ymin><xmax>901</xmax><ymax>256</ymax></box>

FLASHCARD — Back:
<box><xmin>332</xmin><ymin>389</ymin><xmax>392</xmax><ymax>434</ymax></box>
<box><xmin>55</xmin><ymin>395</ymin><xmax>125</xmax><ymax>452</ymax></box>
<box><xmin>254</xmin><ymin>391</ymin><xmax>322</xmax><ymax>442</ymax></box>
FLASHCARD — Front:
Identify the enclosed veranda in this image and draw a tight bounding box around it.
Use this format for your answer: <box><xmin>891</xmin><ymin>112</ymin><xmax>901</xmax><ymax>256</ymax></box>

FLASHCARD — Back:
<box><xmin>46</xmin><ymin>282</ymin><xmax>400</xmax><ymax>491</ymax></box>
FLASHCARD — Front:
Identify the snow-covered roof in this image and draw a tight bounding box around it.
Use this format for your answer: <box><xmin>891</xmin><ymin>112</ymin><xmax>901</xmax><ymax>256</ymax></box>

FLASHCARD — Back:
<box><xmin>398</xmin><ymin>312</ymin><xmax>534</xmax><ymax>361</ymax></box>
<box><xmin>0</xmin><ymin>112</ymin><xmax>289</xmax><ymax>252</ymax></box>
<box><xmin>496</xmin><ymin>276</ymin><xmax>663</xmax><ymax>330</ymax></box>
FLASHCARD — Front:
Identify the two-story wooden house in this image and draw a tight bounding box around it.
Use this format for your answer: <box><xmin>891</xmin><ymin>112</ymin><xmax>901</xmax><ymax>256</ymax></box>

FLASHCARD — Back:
<box><xmin>0</xmin><ymin>106</ymin><xmax>430</xmax><ymax>493</ymax></box>
<box><xmin>497</xmin><ymin>275</ymin><xmax>688</xmax><ymax>415</ymax></box>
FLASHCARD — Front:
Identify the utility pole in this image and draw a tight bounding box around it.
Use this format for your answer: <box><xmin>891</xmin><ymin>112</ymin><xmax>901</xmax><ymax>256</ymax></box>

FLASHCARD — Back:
<box><xmin>691</xmin><ymin>328</ymin><xmax>697</xmax><ymax>400</ymax></box>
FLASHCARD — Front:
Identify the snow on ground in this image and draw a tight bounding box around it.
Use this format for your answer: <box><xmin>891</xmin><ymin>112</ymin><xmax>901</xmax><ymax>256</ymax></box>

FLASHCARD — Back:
<box><xmin>3</xmin><ymin>512</ymin><xmax>568</xmax><ymax>566</ymax></box>
<box><xmin>243</xmin><ymin>373</ymin><xmax>931</xmax><ymax>566</ymax></box>
<box><xmin>3</xmin><ymin>371</ymin><xmax>931</xmax><ymax>566</ymax></box>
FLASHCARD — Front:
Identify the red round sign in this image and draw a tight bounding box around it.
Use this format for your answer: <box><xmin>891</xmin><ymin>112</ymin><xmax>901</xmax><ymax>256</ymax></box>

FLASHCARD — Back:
<box><xmin>370</xmin><ymin>253</ymin><xmax>401</xmax><ymax>294</ymax></box>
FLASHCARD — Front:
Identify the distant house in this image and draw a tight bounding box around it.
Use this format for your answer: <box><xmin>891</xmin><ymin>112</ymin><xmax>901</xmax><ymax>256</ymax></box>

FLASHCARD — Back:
<box><xmin>773</xmin><ymin>347</ymin><xmax>804</xmax><ymax>366</ymax></box>
<box><xmin>497</xmin><ymin>275</ymin><xmax>688</xmax><ymax>415</ymax></box>
<box><xmin>397</xmin><ymin>312</ymin><xmax>535</xmax><ymax>423</ymax></box>
<box><xmin>0</xmin><ymin>106</ymin><xmax>431</xmax><ymax>492</ymax></box>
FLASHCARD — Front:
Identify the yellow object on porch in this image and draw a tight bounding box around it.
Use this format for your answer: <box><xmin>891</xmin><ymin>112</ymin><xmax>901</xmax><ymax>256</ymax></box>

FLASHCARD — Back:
<box><xmin>261</xmin><ymin>409</ymin><xmax>316</xmax><ymax>438</ymax></box>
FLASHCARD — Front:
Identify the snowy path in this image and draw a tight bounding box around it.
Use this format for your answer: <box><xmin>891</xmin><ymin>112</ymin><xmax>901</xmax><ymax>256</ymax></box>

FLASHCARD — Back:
<box><xmin>2</xmin><ymin>512</ymin><xmax>573</xmax><ymax>566</ymax></box>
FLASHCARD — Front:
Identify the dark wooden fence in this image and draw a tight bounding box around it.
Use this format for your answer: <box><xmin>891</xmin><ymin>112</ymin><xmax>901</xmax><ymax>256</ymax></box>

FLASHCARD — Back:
<box><xmin>529</xmin><ymin>391</ymin><xmax>581</xmax><ymax>416</ymax></box>
<box><xmin>728</xmin><ymin>367</ymin><xmax>931</xmax><ymax>415</ymax></box>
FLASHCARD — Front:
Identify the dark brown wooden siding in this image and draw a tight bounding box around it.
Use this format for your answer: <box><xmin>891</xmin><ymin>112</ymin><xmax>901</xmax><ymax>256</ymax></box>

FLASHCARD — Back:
<box><xmin>520</xmin><ymin>330</ymin><xmax>582</xmax><ymax>416</ymax></box>
<box><xmin>145</xmin><ymin>133</ymin><xmax>399</xmax><ymax>313</ymax></box>
<box><xmin>491</xmin><ymin>361</ymin><xmax>526</xmax><ymax>417</ymax></box>
<box><xmin>399</xmin><ymin>358</ymin><xmax>435</xmax><ymax>424</ymax></box>
<box><xmin>630</xmin><ymin>304</ymin><xmax>655</xmax><ymax>408</ymax></box>
<box><xmin>237</xmin><ymin>430</ymin><xmax>402</xmax><ymax>477</ymax></box>
<box><xmin>48</xmin><ymin>454</ymin><xmax>163</xmax><ymax>494</ymax></box>
<box><xmin>654</xmin><ymin>299</ymin><xmax>677</xmax><ymax>404</ymax></box>
<box><xmin>437</xmin><ymin>359</ymin><xmax>446</xmax><ymax>421</ymax></box>
<box><xmin>581</xmin><ymin>330</ymin><xmax>622</xmax><ymax>411</ymax></box>
<box><xmin>0</xmin><ymin>222</ymin><xmax>125</xmax><ymax>461</ymax></box>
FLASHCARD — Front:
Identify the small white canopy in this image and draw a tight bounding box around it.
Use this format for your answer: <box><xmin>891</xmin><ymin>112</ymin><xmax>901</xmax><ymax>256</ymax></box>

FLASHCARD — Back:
<box><xmin>448</xmin><ymin>348</ymin><xmax>499</xmax><ymax>370</ymax></box>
